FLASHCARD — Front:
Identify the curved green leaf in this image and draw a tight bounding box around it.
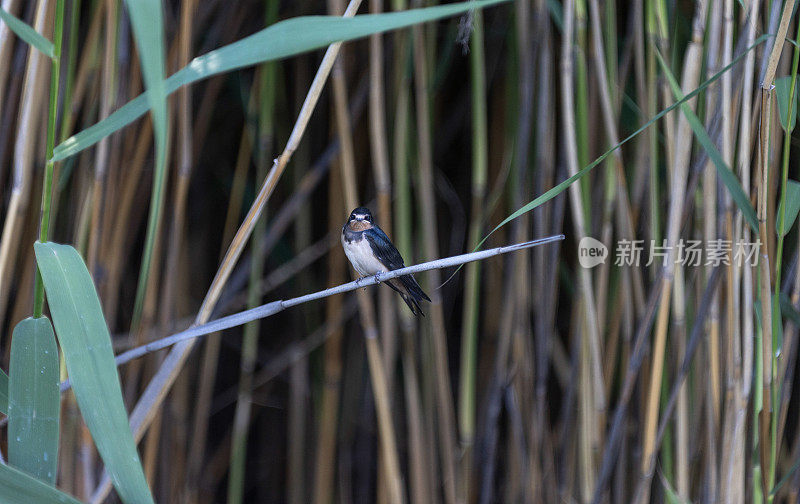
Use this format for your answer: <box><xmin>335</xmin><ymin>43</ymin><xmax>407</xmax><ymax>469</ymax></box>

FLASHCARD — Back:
<box><xmin>655</xmin><ymin>49</ymin><xmax>759</xmax><ymax>233</ymax></box>
<box><xmin>0</xmin><ymin>7</ymin><xmax>54</xmax><ymax>58</ymax></box>
<box><xmin>52</xmin><ymin>0</ymin><xmax>511</xmax><ymax>161</ymax></box>
<box><xmin>34</xmin><ymin>242</ymin><xmax>154</xmax><ymax>504</ymax></box>
<box><xmin>0</xmin><ymin>463</ymin><xmax>81</xmax><ymax>504</ymax></box>
<box><xmin>121</xmin><ymin>0</ymin><xmax>166</xmax><ymax>144</ymax></box>
<box><xmin>777</xmin><ymin>179</ymin><xmax>800</xmax><ymax>236</ymax></box>
<box><xmin>8</xmin><ymin>317</ymin><xmax>60</xmax><ymax>484</ymax></box>
<box><xmin>122</xmin><ymin>0</ymin><xmax>169</xmax><ymax>353</ymax></box>
<box><xmin>776</xmin><ymin>76</ymin><xmax>798</xmax><ymax>132</ymax></box>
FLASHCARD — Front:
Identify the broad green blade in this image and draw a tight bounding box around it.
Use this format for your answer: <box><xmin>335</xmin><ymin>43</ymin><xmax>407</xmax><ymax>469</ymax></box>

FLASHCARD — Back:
<box><xmin>0</xmin><ymin>463</ymin><xmax>81</xmax><ymax>504</ymax></box>
<box><xmin>655</xmin><ymin>49</ymin><xmax>759</xmax><ymax>233</ymax></box>
<box><xmin>8</xmin><ymin>317</ymin><xmax>60</xmax><ymax>484</ymax></box>
<box><xmin>52</xmin><ymin>0</ymin><xmax>512</xmax><ymax>161</ymax></box>
<box><xmin>0</xmin><ymin>366</ymin><xmax>9</xmax><ymax>414</ymax></box>
<box><xmin>34</xmin><ymin>242</ymin><xmax>154</xmax><ymax>504</ymax></box>
<box><xmin>121</xmin><ymin>0</ymin><xmax>169</xmax><ymax>352</ymax></box>
<box><xmin>777</xmin><ymin>179</ymin><xmax>800</xmax><ymax>236</ymax></box>
<box><xmin>776</xmin><ymin>76</ymin><xmax>798</xmax><ymax>132</ymax></box>
<box><xmin>121</xmin><ymin>0</ymin><xmax>167</xmax><ymax>146</ymax></box>
<box><xmin>0</xmin><ymin>7</ymin><xmax>55</xmax><ymax>58</ymax></box>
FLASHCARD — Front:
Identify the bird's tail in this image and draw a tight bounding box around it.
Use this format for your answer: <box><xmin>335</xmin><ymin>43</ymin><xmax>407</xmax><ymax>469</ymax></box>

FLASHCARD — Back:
<box><xmin>399</xmin><ymin>274</ymin><xmax>431</xmax><ymax>316</ymax></box>
<box><xmin>400</xmin><ymin>274</ymin><xmax>431</xmax><ymax>303</ymax></box>
<box><xmin>400</xmin><ymin>291</ymin><xmax>425</xmax><ymax>316</ymax></box>
<box><xmin>386</xmin><ymin>275</ymin><xmax>431</xmax><ymax>316</ymax></box>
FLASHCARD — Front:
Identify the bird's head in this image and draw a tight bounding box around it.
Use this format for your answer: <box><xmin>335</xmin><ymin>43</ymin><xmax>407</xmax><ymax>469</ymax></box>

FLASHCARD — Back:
<box><xmin>347</xmin><ymin>207</ymin><xmax>374</xmax><ymax>231</ymax></box>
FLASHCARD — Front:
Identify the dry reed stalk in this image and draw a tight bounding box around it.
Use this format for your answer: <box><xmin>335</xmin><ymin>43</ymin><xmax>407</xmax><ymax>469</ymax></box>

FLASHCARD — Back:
<box><xmin>0</xmin><ymin>0</ymin><xmax>49</xmax><ymax>335</ymax></box>
<box><xmin>757</xmin><ymin>84</ymin><xmax>775</xmax><ymax>504</ymax></box>
<box><xmin>99</xmin><ymin>119</ymin><xmax>151</xmax><ymax>325</ymax></box>
<box><xmin>221</xmin><ymin>119</ymin><xmax>255</xmax><ymax>255</ymax></box>
<box><xmin>587</xmin><ymin>0</ymin><xmax>643</xmax><ymax>320</ymax></box>
<box><xmin>411</xmin><ymin>13</ymin><xmax>459</xmax><ymax>504</ymax></box>
<box><xmin>560</xmin><ymin>1</ymin><xmax>603</xmax><ymax>498</ymax></box>
<box><xmin>183</xmin><ymin>101</ymin><xmax>258</xmax><ymax>498</ymax></box>
<box><xmin>637</xmin><ymin>4</ymin><xmax>706</xmax><ymax>501</ymax></box>
<box><xmin>457</xmin><ymin>8</ymin><xmax>489</xmax><ymax>502</ymax></box>
<box><xmin>138</xmin><ymin>210</ymin><xmax>166</xmax><ymax>483</ymax></box>
<box><xmin>287</xmin><ymin>347</ymin><xmax>308</xmax><ymax>504</ymax></box>
<box><xmin>86</xmin><ymin>0</ymin><xmax>118</xmax><ymax>277</ymax></box>
<box><xmin>155</xmin><ymin>0</ymin><xmax>196</xmax><ymax>496</ymax></box>
<box><xmin>389</xmin><ymin>9</ymin><xmax>431</xmax><ymax>500</ymax></box>
<box><xmin>702</xmin><ymin>0</ymin><xmax>722</xmax><ymax>454</ymax></box>
<box><xmin>312</xmin><ymin>162</ymin><xmax>347</xmax><ymax>504</ymax></box>
<box><xmin>720</xmin><ymin>1</ymin><xmax>758</xmax><ymax>502</ymax></box>
<box><xmin>401</xmin><ymin>329</ymin><xmax>430</xmax><ymax>504</ymax></box>
<box><xmin>756</xmin><ymin>1</ymin><xmax>795</xmax><ymax>498</ymax></box>
<box><xmin>368</xmin><ymin>0</ymin><xmax>397</xmax><ymax>381</ymax></box>
<box><xmin>532</xmin><ymin>3</ymin><xmax>561</xmax><ymax>499</ymax></box>
<box><xmin>509</xmin><ymin>0</ymin><xmax>536</xmax><ymax>499</ymax></box>
<box><xmin>327</xmin><ymin>0</ymin><xmax>403</xmax><ymax>500</ymax></box>
<box><xmin>0</xmin><ymin>0</ymin><xmax>22</xmax><ymax>118</ymax></box>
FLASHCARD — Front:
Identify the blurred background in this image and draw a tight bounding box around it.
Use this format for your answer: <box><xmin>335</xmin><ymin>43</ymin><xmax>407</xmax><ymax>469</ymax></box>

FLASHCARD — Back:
<box><xmin>2</xmin><ymin>0</ymin><xmax>800</xmax><ymax>502</ymax></box>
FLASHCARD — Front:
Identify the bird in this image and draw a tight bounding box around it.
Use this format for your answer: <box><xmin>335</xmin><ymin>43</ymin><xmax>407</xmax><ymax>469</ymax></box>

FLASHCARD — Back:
<box><xmin>341</xmin><ymin>206</ymin><xmax>431</xmax><ymax>316</ymax></box>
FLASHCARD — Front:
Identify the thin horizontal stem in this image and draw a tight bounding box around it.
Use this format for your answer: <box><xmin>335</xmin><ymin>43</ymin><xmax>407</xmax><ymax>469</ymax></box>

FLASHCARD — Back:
<box><xmin>58</xmin><ymin>234</ymin><xmax>563</xmax><ymax>392</ymax></box>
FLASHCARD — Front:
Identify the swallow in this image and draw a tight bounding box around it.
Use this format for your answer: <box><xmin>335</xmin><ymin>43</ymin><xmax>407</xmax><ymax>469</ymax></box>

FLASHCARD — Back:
<box><xmin>341</xmin><ymin>206</ymin><xmax>431</xmax><ymax>316</ymax></box>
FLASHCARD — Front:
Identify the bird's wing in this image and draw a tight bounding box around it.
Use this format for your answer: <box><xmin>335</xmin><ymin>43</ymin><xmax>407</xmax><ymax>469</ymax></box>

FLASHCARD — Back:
<box><xmin>364</xmin><ymin>226</ymin><xmax>406</xmax><ymax>271</ymax></box>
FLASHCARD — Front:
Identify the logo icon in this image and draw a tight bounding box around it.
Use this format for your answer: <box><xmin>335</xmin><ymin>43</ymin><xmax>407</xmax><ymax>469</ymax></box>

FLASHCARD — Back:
<box><xmin>578</xmin><ymin>237</ymin><xmax>608</xmax><ymax>268</ymax></box>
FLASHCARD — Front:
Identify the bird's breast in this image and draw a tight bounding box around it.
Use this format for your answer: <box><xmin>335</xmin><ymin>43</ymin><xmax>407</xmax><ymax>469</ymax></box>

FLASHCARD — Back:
<box><xmin>341</xmin><ymin>232</ymin><xmax>388</xmax><ymax>276</ymax></box>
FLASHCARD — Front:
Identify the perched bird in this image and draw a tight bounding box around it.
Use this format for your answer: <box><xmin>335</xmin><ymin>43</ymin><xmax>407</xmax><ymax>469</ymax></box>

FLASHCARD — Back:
<box><xmin>341</xmin><ymin>207</ymin><xmax>431</xmax><ymax>316</ymax></box>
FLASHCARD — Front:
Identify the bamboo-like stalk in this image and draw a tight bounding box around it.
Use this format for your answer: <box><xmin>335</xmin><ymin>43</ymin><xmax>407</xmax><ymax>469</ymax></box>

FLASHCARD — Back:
<box><xmin>367</xmin><ymin>3</ymin><xmax>397</xmax><ymax>500</ymax></box>
<box><xmin>411</xmin><ymin>12</ymin><xmax>459</xmax><ymax>504</ymax></box>
<box><xmin>587</xmin><ymin>0</ymin><xmax>643</xmax><ymax>322</ymax></box>
<box><xmin>0</xmin><ymin>0</ymin><xmax>49</xmax><ymax>337</ymax></box>
<box><xmin>139</xmin><ymin>212</ymin><xmax>166</xmax><ymax>488</ymax></box>
<box><xmin>326</xmin><ymin>0</ymin><xmax>403</xmax><ymax>500</ymax></box>
<box><xmin>312</xmin><ymin>148</ymin><xmax>347</xmax><ymax>504</ymax></box>
<box><xmin>510</xmin><ymin>0</ymin><xmax>535</xmax><ymax>499</ymax></box>
<box><xmin>86</xmin><ymin>0</ymin><xmax>118</xmax><ymax>278</ymax></box>
<box><xmin>368</xmin><ymin>0</ymin><xmax>397</xmax><ymax>382</ymax></box>
<box><xmin>390</xmin><ymin>7</ymin><xmax>430</xmax><ymax>499</ymax></box>
<box><xmin>531</xmin><ymin>2</ymin><xmax>561</xmax><ymax>499</ymax></box>
<box><xmin>184</xmin><ymin>92</ymin><xmax>258</xmax><ymax>499</ymax></box>
<box><xmin>717</xmin><ymin>0</ymin><xmax>745</xmax><ymax>500</ymax></box>
<box><xmin>702</xmin><ymin>5</ymin><xmax>722</xmax><ymax>500</ymax></box>
<box><xmin>560</xmin><ymin>1</ymin><xmax>604</xmax><ymax>499</ymax></box>
<box><xmin>770</xmin><ymin>12</ymin><xmax>800</xmax><ymax>504</ymax></box>
<box><xmin>721</xmin><ymin>3</ymin><xmax>760</xmax><ymax>502</ymax></box>
<box><xmin>0</xmin><ymin>0</ymin><xmax>22</xmax><ymax>120</ymax></box>
<box><xmin>757</xmin><ymin>2</ymin><xmax>795</xmax><ymax>499</ymax></box>
<box><xmin>31</xmin><ymin>0</ymin><xmax>63</xmax><ymax>317</ymax></box>
<box><xmin>228</xmin><ymin>7</ymin><xmax>278</xmax><ymax>498</ymax></box>
<box><xmin>638</xmin><ymin>3</ymin><xmax>707</xmax><ymax>502</ymax></box>
<box><xmin>457</xmin><ymin>9</ymin><xmax>488</xmax><ymax>503</ymax></box>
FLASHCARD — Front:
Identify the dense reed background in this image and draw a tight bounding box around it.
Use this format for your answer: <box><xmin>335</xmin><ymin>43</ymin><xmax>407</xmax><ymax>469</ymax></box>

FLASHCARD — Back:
<box><xmin>3</xmin><ymin>0</ymin><xmax>800</xmax><ymax>502</ymax></box>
